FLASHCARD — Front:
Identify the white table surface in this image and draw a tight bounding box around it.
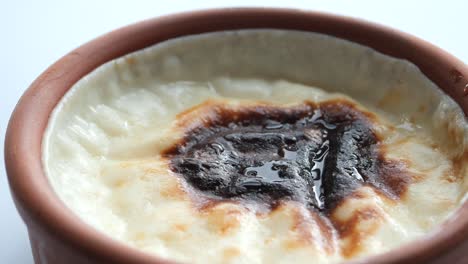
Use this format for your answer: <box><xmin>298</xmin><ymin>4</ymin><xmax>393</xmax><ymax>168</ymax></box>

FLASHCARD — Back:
<box><xmin>1</xmin><ymin>1</ymin><xmax>467</xmax><ymax>263</ymax></box>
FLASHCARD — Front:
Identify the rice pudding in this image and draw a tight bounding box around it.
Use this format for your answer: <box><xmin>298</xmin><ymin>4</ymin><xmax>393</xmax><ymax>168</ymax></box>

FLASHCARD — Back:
<box><xmin>42</xmin><ymin>30</ymin><xmax>468</xmax><ymax>264</ymax></box>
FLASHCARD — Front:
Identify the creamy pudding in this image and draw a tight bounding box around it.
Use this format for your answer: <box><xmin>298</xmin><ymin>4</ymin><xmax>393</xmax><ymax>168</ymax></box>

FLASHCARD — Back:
<box><xmin>42</xmin><ymin>30</ymin><xmax>467</xmax><ymax>263</ymax></box>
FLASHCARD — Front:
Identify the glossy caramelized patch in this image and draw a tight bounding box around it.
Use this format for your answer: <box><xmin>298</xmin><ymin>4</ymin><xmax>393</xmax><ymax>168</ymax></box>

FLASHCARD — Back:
<box><xmin>163</xmin><ymin>100</ymin><xmax>409</xmax><ymax>211</ymax></box>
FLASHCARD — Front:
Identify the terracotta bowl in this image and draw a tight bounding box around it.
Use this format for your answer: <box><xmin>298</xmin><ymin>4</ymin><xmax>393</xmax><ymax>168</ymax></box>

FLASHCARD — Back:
<box><xmin>5</xmin><ymin>8</ymin><xmax>468</xmax><ymax>264</ymax></box>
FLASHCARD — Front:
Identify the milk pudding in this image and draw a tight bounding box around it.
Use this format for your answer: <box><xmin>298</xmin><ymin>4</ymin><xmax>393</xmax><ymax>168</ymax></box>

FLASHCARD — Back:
<box><xmin>42</xmin><ymin>30</ymin><xmax>467</xmax><ymax>264</ymax></box>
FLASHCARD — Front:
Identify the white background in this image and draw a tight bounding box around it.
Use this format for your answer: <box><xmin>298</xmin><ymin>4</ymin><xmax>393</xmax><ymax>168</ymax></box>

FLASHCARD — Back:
<box><xmin>1</xmin><ymin>1</ymin><xmax>467</xmax><ymax>263</ymax></box>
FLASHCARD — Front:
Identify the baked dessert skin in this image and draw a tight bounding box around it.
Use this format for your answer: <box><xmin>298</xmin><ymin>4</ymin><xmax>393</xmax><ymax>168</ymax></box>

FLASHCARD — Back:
<box><xmin>41</xmin><ymin>30</ymin><xmax>467</xmax><ymax>264</ymax></box>
<box><xmin>164</xmin><ymin>100</ymin><xmax>409</xmax><ymax>213</ymax></box>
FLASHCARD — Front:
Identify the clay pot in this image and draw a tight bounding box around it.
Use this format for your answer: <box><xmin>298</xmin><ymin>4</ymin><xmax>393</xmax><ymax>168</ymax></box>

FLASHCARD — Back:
<box><xmin>4</xmin><ymin>8</ymin><xmax>468</xmax><ymax>264</ymax></box>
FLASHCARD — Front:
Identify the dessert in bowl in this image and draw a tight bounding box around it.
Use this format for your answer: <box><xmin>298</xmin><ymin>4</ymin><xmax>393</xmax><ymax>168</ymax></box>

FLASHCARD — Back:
<box><xmin>5</xmin><ymin>9</ymin><xmax>468</xmax><ymax>264</ymax></box>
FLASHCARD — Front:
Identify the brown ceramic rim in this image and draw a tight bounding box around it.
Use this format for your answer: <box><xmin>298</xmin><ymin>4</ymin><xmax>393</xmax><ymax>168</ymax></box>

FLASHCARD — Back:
<box><xmin>5</xmin><ymin>8</ymin><xmax>468</xmax><ymax>264</ymax></box>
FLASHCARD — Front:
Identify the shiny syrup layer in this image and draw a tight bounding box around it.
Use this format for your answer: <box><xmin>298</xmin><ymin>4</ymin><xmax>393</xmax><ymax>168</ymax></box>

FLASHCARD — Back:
<box><xmin>164</xmin><ymin>101</ymin><xmax>405</xmax><ymax>211</ymax></box>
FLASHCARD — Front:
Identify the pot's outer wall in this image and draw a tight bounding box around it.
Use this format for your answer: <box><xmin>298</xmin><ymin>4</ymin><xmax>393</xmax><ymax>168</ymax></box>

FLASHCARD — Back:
<box><xmin>5</xmin><ymin>8</ymin><xmax>468</xmax><ymax>264</ymax></box>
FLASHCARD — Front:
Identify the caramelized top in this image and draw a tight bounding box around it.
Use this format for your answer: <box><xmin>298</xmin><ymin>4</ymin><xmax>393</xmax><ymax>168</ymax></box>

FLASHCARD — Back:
<box><xmin>164</xmin><ymin>101</ymin><xmax>408</xmax><ymax>211</ymax></box>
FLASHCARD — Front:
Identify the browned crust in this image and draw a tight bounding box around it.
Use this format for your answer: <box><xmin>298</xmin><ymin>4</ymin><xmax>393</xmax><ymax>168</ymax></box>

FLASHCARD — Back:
<box><xmin>451</xmin><ymin>151</ymin><xmax>468</xmax><ymax>183</ymax></box>
<box><xmin>160</xmin><ymin>99</ymin><xmax>421</xmax><ymax>258</ymax></box>
<box><xmin>332</xmin><ymin>207</ymin><xmax>383</xmax><ymax>258</ymax></box>
<box><xmin>164</xmin><ymin>99</ymin><xmax>415</xmax><ymax>202</ymax></box>
<box><xmin>377</xmin><ymin>159</ymin><xmax>413</xmax><ymax>198</ymax></box>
